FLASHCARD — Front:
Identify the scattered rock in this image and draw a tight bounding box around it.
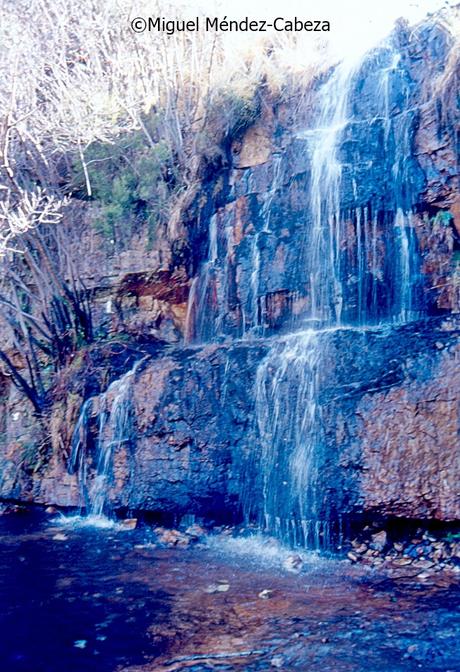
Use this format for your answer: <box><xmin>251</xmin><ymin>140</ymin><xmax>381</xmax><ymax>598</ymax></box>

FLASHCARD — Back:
<box><xmin>52</xmin><ymin>533</ymin><xmax>68</xmax><ymax>541</ymax></box>
<box><xmin>185</xmin><ymin>524</ymin><xmax>205</xmax><ymax>539</ymax></box>
<box><xmin>120</xmin><ymin>518</ymin><xmax>137</xmax><ymax>530</ymax></box>
<box><xmin>283</xmin><ymin>554</ymin><xmax>303</xmax><ymax>573</ymax></box>
<box><xmin>271</xmin><ymin>655</ymin><xmax>284</xmax><ymax>668</ymax></box>
<box><xmin>204</xmin><ymin>580</ymin><xmax>230</xmax><ymax>594</ymax></box>
<box><xmin>156</xmin><ymin>528</ymin><xmax>190</xmax><ymax>547</ymax></box>
<box><xmin>414</xmin><ymin>559</ymin><xmax>434</xmax><ymax>570</ymax></box>
<box><xmin>346</xmin><ymin>523</ymin><xmax>460</xmax><ymax>577</ymax></box>
<box><xmin>416</xmin><ymin>571</ymin><xmax>432</xmax><ymax>580</ymax></box>
<box><xmin>45</xmin><ymin>506</ymin><xmax>57</xmax><ymax>514</ymax></box>
<box><xmin>258</xmin><ymin>589</ymin><xmax>275</xmax><ymax>599</ymax></box>
<box><xmin>370</xmin><ymin>530</ymin><xmax>387</xmax><ymax>551</ymax></box>
<box><xmin>392</xmin><ymin>557</ymin><xmax>413</xmax><ymax>566</ymax></box>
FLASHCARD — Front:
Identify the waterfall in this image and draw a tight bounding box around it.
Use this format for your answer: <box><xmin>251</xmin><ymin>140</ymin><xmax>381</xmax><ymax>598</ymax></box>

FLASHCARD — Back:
<box><xmin>68</xmin><ymin>360</ymin><xmax>143</xmax><ymax>517</ymax></box>
<box><xmin>68</xmin><ymin>398</ymin><xmax>92</xmax><ymax>510</ymax></box>
<box><xmin>248</xmin><ymin>42</ymin><xmax>423</xmax><ymax>549</ymax></box>
<box><xmin>253</xmin><ymin>330</ymin><xmax>331</xmax><ymax>549</ymax></box>
<box><xmin>184</xmin><ymin>214</ymin><xmax>218</xmax><ymax>344</ymax></box>
<box><xmin>185</xmin><ymin>156</ymin><xmax>284</xmax><ymax>343</ymax></box>
<box><xmin>307</xmin><ymin>57</ymin><xmax>360</xmax><ymax>326</ymax></box>
<box><xmin>181</xmin><ymin>37</ymin><xmax>424</xmax><ymax>550</ymax></box>
<box><xmin>184</xmin><ymin>213</ymin><xmax>234</xmax><ymax>343</ymax></box>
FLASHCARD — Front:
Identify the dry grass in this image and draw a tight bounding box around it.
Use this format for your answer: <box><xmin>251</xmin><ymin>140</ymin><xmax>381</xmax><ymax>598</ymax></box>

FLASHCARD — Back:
<box><xmin>0</xmin><ymin>0</ymin><xmax>459</xmax><ymax>253</ymax></box>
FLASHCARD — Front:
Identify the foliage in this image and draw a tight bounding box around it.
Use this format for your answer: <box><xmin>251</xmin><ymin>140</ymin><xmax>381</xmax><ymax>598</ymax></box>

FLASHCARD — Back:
<box><xmin>432</xmin><ymin>210</ymin><xmax>454</xmax><ymax>227</ymax></box>
<box><xmin>71</xmin><ymin>128</ymin><xmax>177</xmax><ymax>246</ymax></box>
<box><xmin>0</xmin><ymin>223</ymin><xmax>94</xmax><ymax>414</ymax></box>
<box><xmin>445</xmin><ymin>531</ymin><xmax>460</xmax><ymax>542</ymax></box>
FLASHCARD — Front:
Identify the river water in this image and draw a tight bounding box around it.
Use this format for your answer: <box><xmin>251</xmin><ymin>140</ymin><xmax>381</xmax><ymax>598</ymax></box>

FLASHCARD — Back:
<box><xmin>0</xmin><ymin>511</ymin><xmax>459</xmax><ymax>672</ymax></box>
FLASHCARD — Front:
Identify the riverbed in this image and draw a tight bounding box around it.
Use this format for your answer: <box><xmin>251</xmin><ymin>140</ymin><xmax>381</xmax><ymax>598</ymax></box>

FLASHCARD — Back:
<box><xmin>0</xmin><ymin>511</ymin><xmax>459</xmax><ymax>671</ymax></box>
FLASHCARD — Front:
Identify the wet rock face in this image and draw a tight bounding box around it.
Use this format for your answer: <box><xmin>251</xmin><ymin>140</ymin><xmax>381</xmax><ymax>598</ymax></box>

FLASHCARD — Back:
<box><xmin>1</xmin><ymin>320</ymin><xmax>458</xmax><ymax>525</ymax></box>
<box><xmin>0</xmin><ymin>343</ymin><xmax>267</xmax><ymax>518</ymax></box>
<box><xmin>124</xmin><ymin>343</ymin><xmax>266</xmax><ymax>517</ymax></box>
<box><xmin>335</xmin><ymin>320</ymin><xmax>459</xmax><ymax>521</ymax></box>
<box><xmin>356</xmin><ymin>342</ymin><xmax>460</xmax><ymax>520</ymax></box>
<box><xmin>184</xmin><ymin>21</ymin><xmax>459</xmax><ymax>342</ymax></box>
<box><xmin>0</xmin><ymin>18</ymin><xmax>459</xmax><ymax>529</ymax></box>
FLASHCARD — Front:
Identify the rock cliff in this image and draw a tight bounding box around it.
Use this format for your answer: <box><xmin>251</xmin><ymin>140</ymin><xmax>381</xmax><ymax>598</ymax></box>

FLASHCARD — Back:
<box><xmin>0</xmin><ymin>15</ymin><xmax>459</xmax><ymax>539</ymax></box>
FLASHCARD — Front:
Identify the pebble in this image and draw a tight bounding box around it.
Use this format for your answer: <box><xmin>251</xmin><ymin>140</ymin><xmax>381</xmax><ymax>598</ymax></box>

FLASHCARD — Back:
<box><xmin>416</xmin><ymin>571</ymin><xmax>431</xmax><ymax>580</ymax></box>
<box><xmin>52</xmin><ymin>533</ymin><xmax>68</xmax><ymax>541</ymax></box>
<box><xmin>157</xmin><ymin>529</ymin><xmax>190</xmax><ymax>547</ymax></box>
<box><xmin>258</xmin><ymin>589</ymin><xmax>275</xmax><ymax>599</ymax></box>
<box><xmin>204</xmin><ymin>581</ymin><xmax>230</xmax><ymax>594</ymax></box>
<box><xmin>392</xmin><ymin>557</ymin><xmax>413</xmax><ymax>566</ymax></box>
<box><xmin>271</xmin><ymin>655</ymin><xmax>284</xmax><ymax>668</ymax></box>
<box><xmin>119</xmin><ymin>518</ymin><xmax>137</xmax><ymax>530</ymax></box>
<box><xmin>370</xmin><ymin>530</ymin><xmax>387</xmax><ymax>551</ymax></box>
<box><xmin>283</xmin><ymin>554</ymin><xmax>303</xmax><ymax>573</ymax></box>
<box><xmin>185</xmin><ymin>524</ymin><xmax>206</xmax><ymax>539</ymax></box>
<box><xmin>73</xmin><ymin>640</ymin><xmax>87</xmax><ymax>649</ymax></box>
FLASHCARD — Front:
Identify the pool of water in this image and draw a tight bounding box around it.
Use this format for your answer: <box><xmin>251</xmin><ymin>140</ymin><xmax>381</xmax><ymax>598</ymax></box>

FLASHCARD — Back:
<box><xmin>0</xmin><ymin>511</ymin><xmax>459</xmax><ymax>671</ymax></box>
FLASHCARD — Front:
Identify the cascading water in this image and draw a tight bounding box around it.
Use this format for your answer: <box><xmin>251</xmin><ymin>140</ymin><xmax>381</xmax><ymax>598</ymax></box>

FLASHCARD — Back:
<box><xmin>184</xmin><ymin>213</ymin><xmax>235</xmax><ymax>343</ymax></box>
<box><xmin>68</xmin><ymin>360</ymin><xmax>143</xmax><ymax>518</ymax></box>
<box><xmin>306</xmin><ymin>57</ymin><xmax>361</xmax><ymax>326</ymax></box>
<box><xmin>245</xmin><ymin>41</ymin><xmax>424</xmax><ymax>549</ymax></box>
<box><xmin>184</xmin><ymin>214</ymin><xmax>218</xmax><ymax>343</ymax></box>
<box><xmin>181</xmin><ymin>36</ymin><xmax>425</xmax><ymax>550</ymax></box>
<box><xmin>184</xmin><ymin>155</ymin><xmax>284</xmax><ymax>343</ymax></box>
<box><xmin>249</xmin><ymin>154</ymin><xmax>283</xmax><ymax>335</ymax></box>
<box><xmin>253</xmin><ymin>330</ymin><xmax>330</xmax><ymax>548</ymax></box>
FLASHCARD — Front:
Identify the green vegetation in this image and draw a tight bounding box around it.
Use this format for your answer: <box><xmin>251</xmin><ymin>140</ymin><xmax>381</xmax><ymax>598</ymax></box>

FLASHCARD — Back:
<box><xmin>72</xmin><ymin>127</ymin><xmax>180</xmax><ymax>248</ymax></box>
<box><xmin>432</xmin><ymin>210</ymin><xmax>454</xmax><ymax>227</ymax></box>
<box><xmin>445</xmin><ymin>531</ymin><xmax>460</xmax><ymax>542</ymax></box>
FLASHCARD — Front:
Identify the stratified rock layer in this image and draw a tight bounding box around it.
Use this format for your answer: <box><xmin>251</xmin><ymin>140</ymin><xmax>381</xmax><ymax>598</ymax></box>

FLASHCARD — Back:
<box><xmin>0</xmin><ymin>16</ymin><xmax>459</xmax><ymax>526</ymax></box>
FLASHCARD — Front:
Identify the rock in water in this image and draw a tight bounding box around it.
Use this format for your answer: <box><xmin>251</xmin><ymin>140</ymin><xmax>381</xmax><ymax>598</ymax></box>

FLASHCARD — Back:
<box><xmin>271</xmin><ymin>655</ymin><xmax>285</xmax><ymax>668</ymax></box>
<box><xmin>258</xmin><ymin>589</ymin><xmax>275</xmax><ymax>599</ymax></box>
<box><xmin>120</xmin><ymin>518</ymin><xmax>137</xmax><ymax>530</ymax></box>
<box><xmin>283</xmin><ymin>554</ymin><xmax>303</xmax><ymax>573</ymax></box>
<box><xmin>204</xmin><ymin>580</ymin><xmax>230</xmax><ymax>594</ymax></box>
<box><xmin>52</xmin><ymin>533</ymin><xmax>68</xmax><ymax>541</ymax></box>
<box><xmin>185</xmin><ymin>524</ymin><xmax>206</xmax><ymax>539</ymax></box>
<box><xmin>73</xmin><ymin>640</ymin><xmax>87</xmax><ymax>649</ymax></box>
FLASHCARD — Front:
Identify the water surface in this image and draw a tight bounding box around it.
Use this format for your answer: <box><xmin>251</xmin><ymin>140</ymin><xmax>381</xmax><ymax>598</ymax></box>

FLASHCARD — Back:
<box><xmin>0</xmin><ymin>512</ymin><xmax>459</xmax><ymax>672</ymax></box>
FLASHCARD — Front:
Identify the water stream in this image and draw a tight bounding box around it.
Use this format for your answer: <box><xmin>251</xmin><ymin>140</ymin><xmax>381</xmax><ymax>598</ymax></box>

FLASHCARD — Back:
<box><xmin>177</xmin><ymin>43</ymin><xmax>420</xmax><ymax>548</ymax></box>
<box><xmin>68</xmin><ymin>360</ymin><xmax>144</xmax><ymax>518</ymax></box>
<box><xmin>0</xmin><ymin>512</ymin><xmax>459</xmax><ymax>672</ymax></box>
<box><xmin>241</xmin><ymin>43</ymin><xmax>423</xmax><ymax>548</ymax></box>
<box><xmin>73</xmin><ymin>41</ymin><xmax>424</xmax><ymax>547</ymax></box>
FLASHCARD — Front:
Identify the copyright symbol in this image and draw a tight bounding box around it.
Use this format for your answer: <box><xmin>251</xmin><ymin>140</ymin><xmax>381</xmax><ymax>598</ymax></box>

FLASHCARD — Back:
<box><xmin>131</xmin><ymin>17</ymin><xmax>146</xmax><ymax>33</ymax></box>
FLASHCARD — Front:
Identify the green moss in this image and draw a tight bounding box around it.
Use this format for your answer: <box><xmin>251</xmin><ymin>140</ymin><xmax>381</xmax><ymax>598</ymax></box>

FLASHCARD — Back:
<box><xmin>432</xmin><ymin>210</ymin><xmax>453</xmax><ymax>227</ymax></box>
<box><xmin>445</xmin><ymin>531</ymin><xmax>460</xmax><ymax>542</ymax></box>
